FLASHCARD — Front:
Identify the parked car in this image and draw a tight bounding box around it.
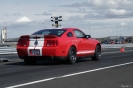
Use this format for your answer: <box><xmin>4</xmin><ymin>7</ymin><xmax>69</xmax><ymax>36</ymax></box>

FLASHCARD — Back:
<box><xmin>115</xmin><ymin>40</ymin><xmax>122</xmax><ymax>44</ymax></box>
<box><xmin>110</xmin><ymin>40</ymin><xmax>115</xmax><ymax>44</ymax></box>
<box><xmin>0</xmin><ymin>44</ymin><xmax>10</xmax><ymax>47</ymax></box>
<box><xmin>17</xmin><ymin>28</ymin><xmax>101</xmax><ymax>65</ymax></box>
<box><xmin>101</xmin><ymin>40</ymin><xmax>110</xmax><ymax>44</ymax></box>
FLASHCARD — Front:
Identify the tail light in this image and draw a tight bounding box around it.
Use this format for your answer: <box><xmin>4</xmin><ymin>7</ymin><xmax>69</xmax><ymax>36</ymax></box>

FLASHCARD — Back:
<box><xmin>17</xmin><ymin>38</ymin><xmax>29</xmax><ymax>46</ymax></box>
<box><xmin>46</xmin><ymin>40</ymin><xmax>58</xmax><ymax>46</ymax></box>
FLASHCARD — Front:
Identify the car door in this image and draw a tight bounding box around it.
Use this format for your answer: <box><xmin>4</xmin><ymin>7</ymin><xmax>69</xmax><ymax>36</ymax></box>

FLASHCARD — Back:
<box><xmin>73</xmin><ymin>30</ymin><xmax>90</xmax><ymax>55</ymax></box>
<box><xmin>73</xmin><ymin>30</ymin><xmax>84</xmax><ymax>50</ymax></box>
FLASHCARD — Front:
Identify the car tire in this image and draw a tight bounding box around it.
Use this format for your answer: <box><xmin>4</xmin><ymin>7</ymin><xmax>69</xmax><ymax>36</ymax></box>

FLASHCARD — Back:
<box><xmin>24</xmin><ymin>58</ymin><xmax>37</xmax><ymax>65</ymax></box>
<box><xmin>91</xmin><ymin>45</ymin><xmax>101</xmax><ymax>61</ymax></box>
<box><xmin>67</xmin><ymin>47</ymin><xmax>77</xmax><ymax>64</ymax></box>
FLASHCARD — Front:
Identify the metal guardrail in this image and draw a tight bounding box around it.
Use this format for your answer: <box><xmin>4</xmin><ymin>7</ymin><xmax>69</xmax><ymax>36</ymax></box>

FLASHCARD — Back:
<box><xmin>101</xmin><ymin>44</ymin><xmax>133</xmax><ymax>48</ymax></box>
<box><xmin>0</xmin><ymin>44</ymin><xmax>133</xmax><ymax>55</ymax></box>
<box><xmin>0</xmin><ymin>47</ymin><xmax>17</xmax><ymax>54</ymax></box>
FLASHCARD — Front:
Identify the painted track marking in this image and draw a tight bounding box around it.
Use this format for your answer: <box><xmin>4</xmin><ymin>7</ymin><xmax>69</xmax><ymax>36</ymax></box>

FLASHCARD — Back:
<box><xmin>6</xmin><ymin>62</ymin><xmax>133</xmax><ymax>88</ymax></box>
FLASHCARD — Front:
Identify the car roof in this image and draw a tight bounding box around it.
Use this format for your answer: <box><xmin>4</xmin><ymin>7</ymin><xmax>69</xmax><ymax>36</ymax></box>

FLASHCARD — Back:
<box><xmin>42</xmin><ymin>27</ymin><xmax>79</xmax><ymax>31</ymax></box>
<box><xmin>62</xmin><ymin>28</ymin><xmax>79</xmax><ymax>30</ymax></box>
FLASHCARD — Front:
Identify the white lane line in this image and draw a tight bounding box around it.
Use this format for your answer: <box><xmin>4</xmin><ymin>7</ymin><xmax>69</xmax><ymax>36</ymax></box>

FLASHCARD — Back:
<box><xmin>6</xmin><ymin>62</ymin><xmax>133</xmax><ymax>88</ymax></box>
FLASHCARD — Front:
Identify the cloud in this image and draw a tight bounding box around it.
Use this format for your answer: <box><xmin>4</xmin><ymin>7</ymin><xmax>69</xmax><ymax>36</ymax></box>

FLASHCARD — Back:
<box><xmin>5</xmin><ymin>19</ymin><xmax>54</xmax><ymax>38</ymax></box>
<box><xmin>120</xmin><ymin>22</ymin><xmax>127</xmax><ymax>26</ymax></box>
<box><xmin>60</xmin><ymin>0</ymin><xmax>133</xmax><ymax>19</ymax></box>
<box><xmin>108</xmin><ymin>29</ymin><xmax>113</xmax><ymax>32</ymax></box>
<box><xmin>87</xmin><ymin>0</ymin><xmax>133</xmax><ymax>9</ymax></box>
<box><xmin>15</xmin><ymin>16</ymin><xmax>32</xmax><ymax>23</ymax></box>
<box><xmin>104</xmin><ymin>9</ymin><xmax>133</xmax><ymax>18</ymax></box>
<box><xmin>4</xmin><ymin>13</ymin><xmax>21</xmax><ymax>16</ymax></box>
<box><xmin>60</xmin><ymin>2</ymin><xmax>86</xmax><ymax>7</ymax></box>
<box><xmin>107</xmin><ymin>9</ymin><xmax>127</xmax><ymax>15</ymax></box>
<box><xmin>13</xmin><ymin>13</ymin><xmax>21</xmax><ymax>16</ymax></box>
<box><xmin>84</xmin><ymin>13</ymin><xmax>106</xmax><ymax>20</ymax></box>
<box><xmin>68</xmin><ymin>15</ymin><xmax>83</xmax><ymax>22</ymax></box>
<box><xmin>4</xmin><ymin>13</ymin><xmax>10</xmax><ymax>16</ymax></box>
<box><xmin>35</xmin><ymin>12</ymin><xmax>52</xmax><ymax>16</ymax></box>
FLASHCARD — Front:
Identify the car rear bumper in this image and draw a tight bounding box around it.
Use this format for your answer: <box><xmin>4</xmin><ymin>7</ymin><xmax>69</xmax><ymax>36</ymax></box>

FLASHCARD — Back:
<box><xmin>19</xmin><ymin>56</ymin><xmax>67</xmax><ymax>60</ymax></box>
<box><xmin>17</xmin><ymin>46</ymin><xmax>67</xmax><ymax>60</ymax></box>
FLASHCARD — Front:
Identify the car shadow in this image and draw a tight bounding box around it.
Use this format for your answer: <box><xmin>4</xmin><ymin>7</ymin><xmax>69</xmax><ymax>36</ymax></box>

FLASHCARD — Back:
<box><xmin>4</xmin><ymin>58</ymin><xmax>93</xmax><ymax>66</ymax></box>
<box><xmin>5</xmin><ymin>60</ymin><xmax>67</xmax><ymax>66</ymax></box>
<box><xmin>77</xmin><ymin>58</ymin><xmax>92</xmax><ymax>63</ymax></box>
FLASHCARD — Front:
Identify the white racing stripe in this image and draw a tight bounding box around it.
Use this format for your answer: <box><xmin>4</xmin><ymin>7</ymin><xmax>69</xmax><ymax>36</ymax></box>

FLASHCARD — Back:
<box><xmin>6</xmin><ymin>62</ymin><xmax>133</xmax><ymax>88</ymax></box>
<box><xmin>28</xmin><ymin>47</ymin><xmax>43</xmax><ymax>56</ymax></box>
<box><xmin>77</xmin><ymin>50</ymin><xmax>95</xmax><ymax>54</ymax></box>
<box><xmin>27</xmin><ymin>35</ymin><xmax>44</xmax><ymax>56</ymax></box>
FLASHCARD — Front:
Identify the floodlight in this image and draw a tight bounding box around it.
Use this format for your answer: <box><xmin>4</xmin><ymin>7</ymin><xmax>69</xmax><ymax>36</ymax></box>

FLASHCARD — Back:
<box><xmin>58</xmin><ymin>19</ymin><xmax>62</xmax><ymax>21</ymax></box>
<box><xmin>59</xmin><ymin>16</ymin><xmax>62</xmax><ymax>18</ymax></box>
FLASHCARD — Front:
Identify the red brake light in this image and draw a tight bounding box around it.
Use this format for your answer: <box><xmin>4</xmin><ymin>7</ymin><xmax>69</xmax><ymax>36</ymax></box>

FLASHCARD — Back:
<box><xmin>17</xmin><ymin>38</ymin><xmax>29</xmax><ymax>46</ymax></box>
<box><xmin>46</xmin><ymin>40</ymin><xmax>58</xmax><ymax>46</ymax></box>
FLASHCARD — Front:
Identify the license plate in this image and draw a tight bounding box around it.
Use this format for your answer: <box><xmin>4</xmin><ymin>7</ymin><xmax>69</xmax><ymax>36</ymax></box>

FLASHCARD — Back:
<box><xmin>30</xmin><ymin>49</ymin><xmax>40</xmax><ymax>55</ymax></box>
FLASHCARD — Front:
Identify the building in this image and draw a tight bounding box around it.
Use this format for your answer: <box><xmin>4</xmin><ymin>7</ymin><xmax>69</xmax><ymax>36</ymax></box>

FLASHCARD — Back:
<box><xmin>1</xmin><ymin>27</ymin><xmax>7</xmax><ymax>43</ymax></box>
<box><xmin>109</xmin><ymin>36</ymin><xmax>126</xmax><ymax>41</ymax></box>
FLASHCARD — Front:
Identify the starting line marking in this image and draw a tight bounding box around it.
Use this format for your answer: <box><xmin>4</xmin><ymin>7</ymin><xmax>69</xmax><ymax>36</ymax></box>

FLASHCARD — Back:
<box><xmin>6</xmin><ymin>62</ymin><xmax>133</xmax><ymax>88</ymax></box>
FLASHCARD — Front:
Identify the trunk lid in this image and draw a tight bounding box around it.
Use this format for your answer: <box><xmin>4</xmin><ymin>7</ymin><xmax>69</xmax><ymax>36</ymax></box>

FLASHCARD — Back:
<box><xmin>18</xmin><ymin>35</ymin><xmax>59</xmax><ymax>47</ymax></box>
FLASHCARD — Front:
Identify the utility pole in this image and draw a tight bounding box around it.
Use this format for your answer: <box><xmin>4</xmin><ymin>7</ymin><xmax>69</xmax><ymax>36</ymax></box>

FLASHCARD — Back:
<box><xmin>117</xmin><ymin>27</ymin><xmax>119</xmax><ymax>42</ymax></box>
<box><xmin>51</xmin><ymin>16</ymin><xmax>62</xmax><ymax>28</ymax></box>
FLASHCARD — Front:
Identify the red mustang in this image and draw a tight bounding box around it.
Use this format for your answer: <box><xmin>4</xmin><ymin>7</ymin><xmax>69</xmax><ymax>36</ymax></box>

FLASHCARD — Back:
<box><xmin>17</xmin><ymin>28</ymin><xmax>101</xmax><ymax>65</ymax></box>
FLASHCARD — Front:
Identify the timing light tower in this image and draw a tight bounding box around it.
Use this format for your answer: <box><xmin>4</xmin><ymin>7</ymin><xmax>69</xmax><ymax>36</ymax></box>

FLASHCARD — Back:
<box><xmin>51</xmin><ymin>16</ymin><xmax>62</xmax><ymax>28</ymax></box>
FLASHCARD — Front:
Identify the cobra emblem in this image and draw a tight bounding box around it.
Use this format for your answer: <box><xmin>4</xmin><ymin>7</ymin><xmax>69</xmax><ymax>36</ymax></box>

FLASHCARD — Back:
<box><xmin>34</xmin><ymin>40</ymin><xmax>38</xmax><ymax>46</ymax></box>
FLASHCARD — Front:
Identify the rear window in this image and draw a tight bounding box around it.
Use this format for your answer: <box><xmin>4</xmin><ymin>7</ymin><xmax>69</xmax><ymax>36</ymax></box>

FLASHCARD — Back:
<box><xmin>32</xmin><ymin>29</ymin><xmax>66</xmax><ymax>37</ymax></box>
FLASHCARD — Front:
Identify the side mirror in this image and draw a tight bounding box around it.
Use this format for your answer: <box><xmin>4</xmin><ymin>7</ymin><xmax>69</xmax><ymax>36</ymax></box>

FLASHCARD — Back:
<box><xmin>85</xmin><ymin>35</ymin><xmax>91</xmax><ymax>39</ymax></box>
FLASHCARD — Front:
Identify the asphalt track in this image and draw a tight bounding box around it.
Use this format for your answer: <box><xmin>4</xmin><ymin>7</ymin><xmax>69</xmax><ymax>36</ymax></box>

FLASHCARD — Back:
<box><xmin>0</xmin><ymin>48</ymin><xmax>133</xmax><ymax>88</ymax></box>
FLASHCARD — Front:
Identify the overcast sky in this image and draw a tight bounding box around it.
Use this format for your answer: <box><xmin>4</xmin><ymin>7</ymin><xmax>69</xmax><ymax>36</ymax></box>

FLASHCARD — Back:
<box><xmin>0</xmin><ymin>0</ymin><xmax>133</xmax><ymax>38</ymax></box>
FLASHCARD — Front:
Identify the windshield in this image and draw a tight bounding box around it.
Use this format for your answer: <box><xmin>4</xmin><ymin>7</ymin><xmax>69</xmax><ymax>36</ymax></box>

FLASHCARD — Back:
<box><xmin>32</xmin><ymin>29</ymin><xmax>66</xmax><ymax>37</ymax></box>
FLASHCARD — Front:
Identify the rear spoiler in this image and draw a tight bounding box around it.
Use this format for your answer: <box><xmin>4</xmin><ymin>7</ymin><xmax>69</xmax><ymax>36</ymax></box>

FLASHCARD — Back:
<box><xmin>20</xmin><ymin>35</ymin><xmax>58</xmax><ymax>38</ymax></box>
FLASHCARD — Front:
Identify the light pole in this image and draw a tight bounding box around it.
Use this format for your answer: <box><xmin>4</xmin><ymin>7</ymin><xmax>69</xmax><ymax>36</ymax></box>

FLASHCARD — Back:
<box><xmin>117</xmin><ymin>28</ymin><xmax>119</xmax><ymax>42</ymax></box>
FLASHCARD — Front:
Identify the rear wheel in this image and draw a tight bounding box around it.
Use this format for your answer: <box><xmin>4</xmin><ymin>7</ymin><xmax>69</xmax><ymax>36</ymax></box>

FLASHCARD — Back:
<box><xmin>67</xmin><ymin>47</ymin><xmax>77</xmax><ymax>64</ymax></box>
<box><xmin>24</xmin><ymin>57</ymin><xmax>37</xmax><ymax>65</ymax></box>
<box><xmin>91</xmin><ymin>45</ymin><xmax>101</xmax><ymax>61</ymax></box>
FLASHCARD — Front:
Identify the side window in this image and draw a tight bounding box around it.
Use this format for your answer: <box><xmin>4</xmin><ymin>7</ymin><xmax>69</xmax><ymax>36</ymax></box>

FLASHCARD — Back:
<box><xmin>73</xmin><ymin>30</ymin><xmax>85</xmax><ymax>38</ymax></box>
<box><xmin>67</xmin><ymin>32</ymin><xmax>73</xmax><ymax>37</ymax></box>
